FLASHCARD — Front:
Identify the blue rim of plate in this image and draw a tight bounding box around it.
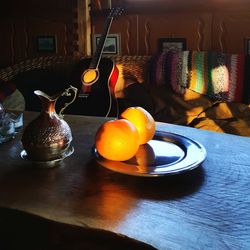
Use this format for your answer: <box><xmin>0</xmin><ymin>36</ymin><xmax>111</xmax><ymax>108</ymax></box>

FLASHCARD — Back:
<box><xmin>93</xmin><ymin>131</ymin><xmax>206</xmax><ymax>177</ymax></box>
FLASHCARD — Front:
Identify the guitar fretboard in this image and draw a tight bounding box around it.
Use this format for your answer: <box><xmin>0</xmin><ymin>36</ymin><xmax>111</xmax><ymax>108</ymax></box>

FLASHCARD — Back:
<box><xmin>90</xmin><ymin>16</ymin><xmax>114</xmax><ymax>69</ymax></box>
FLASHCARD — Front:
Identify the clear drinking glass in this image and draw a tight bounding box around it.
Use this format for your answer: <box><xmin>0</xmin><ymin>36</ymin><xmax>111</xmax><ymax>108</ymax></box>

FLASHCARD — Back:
<box><xmin>0</xmin><ymin>104</ymin><xmax>16</xmax><ymax>144</ymax></box>
<box><xmin>0</xmin><ymin>103</ymin><xmax>4</xmax><ymax>120</ymax></box>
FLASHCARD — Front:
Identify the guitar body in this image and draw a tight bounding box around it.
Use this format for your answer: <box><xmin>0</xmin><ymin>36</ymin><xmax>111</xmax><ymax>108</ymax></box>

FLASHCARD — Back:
<box><xmin>64</xmin><ymin>7</ymin><xmax>123</xmax><ymax>117</ymax></box>
<box><xmin>67</xmin><ymin>57</ymin><xmax>119</xmax><ymax>117</ymax></box>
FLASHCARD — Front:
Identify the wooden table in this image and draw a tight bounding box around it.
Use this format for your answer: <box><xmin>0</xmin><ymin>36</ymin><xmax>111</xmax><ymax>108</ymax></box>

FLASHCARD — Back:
<box><xmin>0</xmin><ymin>112</ymin><xmax>250</xmax><ymax>249</ymax></box>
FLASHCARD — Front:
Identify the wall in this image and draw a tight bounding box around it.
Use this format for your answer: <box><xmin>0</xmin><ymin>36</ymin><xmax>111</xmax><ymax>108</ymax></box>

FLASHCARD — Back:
<box><xmin>2</xmin><ymin>0</ymin><xmax>250</xmax><ymax>68</ymax></box>
<box><xmin>91</xmin><ymin>0</ymin><xmax>250</xmax><ymax>55</ymax></box>
<box><xmin>0</xmin><ymin>0</ymin><xmax>89</xmax><ymax>68</ymax></box>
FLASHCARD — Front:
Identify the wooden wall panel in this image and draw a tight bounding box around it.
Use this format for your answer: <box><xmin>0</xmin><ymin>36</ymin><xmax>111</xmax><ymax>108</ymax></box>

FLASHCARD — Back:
<box><xmin>212</xmin><ymin>12</ymin><xmax>250</xmax><ymax>54</ymax></box>
<box><xmin>91</xmin><ymin>0</ymin><xmax>250</xmax><ymax>56</ymax></box>
<box><xmin>0</xmin><ymin>0</ymin><xmax>81</xmax><ymax>68</ymax></box>
<box><xmin>115</xmin><ymin>15</ymin><xmax>138</xmax><ymax>55</ymax></box>
<box><xmin>92</xmin><ymin>12</ymin><xmax>212</xmax><ymax>55</ymax></box>
<box><xmin>92</xmin><ymin>14</ymin><xmax>138</xmax><ymax>55</ymax></box>
<box><xmin>2</xmin><ymin>1</ymin><xmax>250</xmax><ymax>68</ymax></box>
<box><xmin>137</xmin><ymin>13</ymin><xmax>212</xmax><ymax>55</ymax></box>
<box><xmin>27</xmin><ymin>18</ymin><xmax>67</xmax><ymax>58</ymax></box>
<box><xmin>0</xmin><ymin>17</ymin><xmax>70</xmax><ymax>68</ymax></box>
<box><xmin>12</xmin><ymin>18</ymin><xmax>29</xmax><ymax>63</ymax></box>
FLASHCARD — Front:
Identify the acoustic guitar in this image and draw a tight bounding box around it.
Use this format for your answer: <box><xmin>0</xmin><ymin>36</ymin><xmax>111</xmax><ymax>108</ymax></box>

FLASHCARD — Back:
<box><xmin>68</xmin><ymin>7</ymin><xmax>123</xmax><ymax>117</ymax></box>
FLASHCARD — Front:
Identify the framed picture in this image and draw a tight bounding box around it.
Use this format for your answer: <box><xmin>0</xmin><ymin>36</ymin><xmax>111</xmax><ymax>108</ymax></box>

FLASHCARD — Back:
<box><xmin>245</xmin><ymin>38</ymin><xmax>250</xmax><ymax>55</ymax></box>
<box><xmin>158</xmin><ymin>38</ymin><xmax>186</xmax><ymax>53</ymax></box>
<box><xmin>93</xmin><ymin>34</ymin><xmax>120</xmax><ymax>55</ymax></box>
<box><xmin>36</xmin><ymin>36</ymin><xmax>57</xmax><ymax>53</ymax></box>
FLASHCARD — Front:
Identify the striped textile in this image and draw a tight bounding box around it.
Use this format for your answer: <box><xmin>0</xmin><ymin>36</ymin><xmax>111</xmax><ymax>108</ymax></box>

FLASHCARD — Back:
<box><xmin>150</xmin><ymin>51</ymin><xmax>245</xmax><ymax>102</ymax></box>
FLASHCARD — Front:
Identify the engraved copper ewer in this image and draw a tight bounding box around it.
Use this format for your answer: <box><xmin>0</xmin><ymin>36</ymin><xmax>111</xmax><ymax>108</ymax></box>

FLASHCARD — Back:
<box><xmin>21</xmin><ymin>85</ymin><xmax>77</xmax><ymax>162</ymax></box>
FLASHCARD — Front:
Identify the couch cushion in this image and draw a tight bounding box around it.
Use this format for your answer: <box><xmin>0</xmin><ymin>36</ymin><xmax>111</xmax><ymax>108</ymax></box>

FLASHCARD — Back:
<box><xmin>117</xmin><ymin>83</ymin><xmax>155</xmax><ymax>115</ymax></box>
<box><xmin>2</xmin><ymin>89</ymin><xmax>25</xmax><ymax>111</ymax></box>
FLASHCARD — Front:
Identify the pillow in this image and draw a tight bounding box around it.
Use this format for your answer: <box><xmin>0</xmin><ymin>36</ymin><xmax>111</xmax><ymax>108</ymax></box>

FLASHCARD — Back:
<box><xmin>2</xmin><ymin>89</ymin><xmax>25</xmax><ymax>111</ymax></box>
<box><xmin>149</xmin><ymin>51</ymin><xmax>245</xmax><ymax>102</ymax></box>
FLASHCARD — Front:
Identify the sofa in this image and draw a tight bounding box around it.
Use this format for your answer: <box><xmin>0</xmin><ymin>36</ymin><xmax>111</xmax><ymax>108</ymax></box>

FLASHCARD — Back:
<box><xmin>1</xmin><ymin>53</ymin><xmax>250</xmax><ymax>137</ymax></box>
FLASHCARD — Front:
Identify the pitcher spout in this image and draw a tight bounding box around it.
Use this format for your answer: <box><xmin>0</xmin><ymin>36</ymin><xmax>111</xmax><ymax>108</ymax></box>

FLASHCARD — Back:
<box><xmin>34</xmin><ymin>90</ymin><xmax>64</xmax><ymax>102</ymax></box>
<box><xmin>34</xmin><ymin>85</ymin><xmax>78</xmax><ymax>117</ymax></box>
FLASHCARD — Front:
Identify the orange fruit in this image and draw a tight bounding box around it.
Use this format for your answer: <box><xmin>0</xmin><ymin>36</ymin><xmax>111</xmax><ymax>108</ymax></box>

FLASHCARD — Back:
<box><xmin>95</xmin><ymin>119</ymin><xmax>140</xmax><ymax>161</ymax></box>
<box><xmin>120</xmin><ymin>106</ymin><xmax>156</xmax><ymax>145</ymax></box>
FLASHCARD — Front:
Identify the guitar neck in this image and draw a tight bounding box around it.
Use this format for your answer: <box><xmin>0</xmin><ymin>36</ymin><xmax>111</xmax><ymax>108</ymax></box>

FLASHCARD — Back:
<box><xmin>90</xmin><ymin>16</ymin><xmax>114</xmax><ymax>69</ymax></box>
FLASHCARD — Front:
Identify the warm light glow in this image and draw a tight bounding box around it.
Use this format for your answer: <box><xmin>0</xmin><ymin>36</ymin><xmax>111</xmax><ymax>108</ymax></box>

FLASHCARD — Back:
<box><xmin>97</xmin><ymin>182</ymin><xmax>134</xmax><ymax>226</ymax></box>
<box><xmin>189</xmin><ymin>64</ymin><xmax>229</xmax><ymax>96</ymax></box>
<box><xmin>81</xmin><ymin>69</ymin><xmax>98</xmax><ymax>85</ymax></box>
<box><xmin>215</xmin><ymin>103</ymin><xmax>233</xmax><ymax>118</ymax></box>
<box><xmin>113</xmin><ymin>64</ymin><xmax>125</xmax><ymax>97</ymax></box>
<box><xmin>211</xmin><ymin>65</ymin><xmax>229</xmax><ymax>93</ymax></box>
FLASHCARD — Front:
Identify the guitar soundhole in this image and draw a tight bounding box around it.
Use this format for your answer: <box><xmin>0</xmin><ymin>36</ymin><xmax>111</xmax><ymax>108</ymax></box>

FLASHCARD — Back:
<box><xmin>81</xmin><ymin>69</ymin><xmax>99</xmax><ymax>86</ymax></box>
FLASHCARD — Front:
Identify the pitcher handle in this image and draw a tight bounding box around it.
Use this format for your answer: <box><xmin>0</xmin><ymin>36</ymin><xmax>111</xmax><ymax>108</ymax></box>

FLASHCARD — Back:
<box><xmin>59</xmin><ymin>85</ymin><xmax>78</xmax><ymax>117</ymax></box>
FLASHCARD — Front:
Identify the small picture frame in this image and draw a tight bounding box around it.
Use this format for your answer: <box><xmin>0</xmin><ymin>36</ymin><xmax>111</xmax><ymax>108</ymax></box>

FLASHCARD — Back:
<box><xmin>36</xmin><ymin>36</ymin><xmax>57</xmax><ymax>53</ymax></box>
<box><xmin>158</xmin><ymin>38</ymin><xmax>187</xmax><ymax>53</ymax></box>
<box><xmin>93</xmin><ymin>34</ymin><xmax>120</xmax><ymax>55</ymax></box>
<box><xmin>245</xmin><ymin>38</ymin><xmax>250</xmax><ymax>55</ymax></box>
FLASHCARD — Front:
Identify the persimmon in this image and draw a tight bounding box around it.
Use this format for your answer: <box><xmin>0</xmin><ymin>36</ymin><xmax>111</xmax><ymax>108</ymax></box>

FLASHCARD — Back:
<box><xmin>95</xmin><ymin>119</ymin><xmax>140</xmax><ymax>161</ymax></box>
<box><xmin>120</xmin><ymin>106</ymin><xmax>156</xmax><ymax>145</ymax></box>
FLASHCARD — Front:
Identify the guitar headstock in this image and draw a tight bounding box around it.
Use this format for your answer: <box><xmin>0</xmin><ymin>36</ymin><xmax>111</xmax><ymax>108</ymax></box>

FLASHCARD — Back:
<box><xmin>109</xmin><ymin>6</ymin><xmax>124</xmax><ymax>18</ymax></box>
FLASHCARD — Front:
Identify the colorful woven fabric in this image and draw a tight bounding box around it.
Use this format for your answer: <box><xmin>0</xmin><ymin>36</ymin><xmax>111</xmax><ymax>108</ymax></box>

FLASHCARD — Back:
<box><xmin>149</xmin><ymin>51</ymin><xmax>245</xmax><ymax>102</ymax></box>
<box><xmin>181</xmin><ymin>51</ymin><xmax>189</xmax><ymax>88</ymax></box>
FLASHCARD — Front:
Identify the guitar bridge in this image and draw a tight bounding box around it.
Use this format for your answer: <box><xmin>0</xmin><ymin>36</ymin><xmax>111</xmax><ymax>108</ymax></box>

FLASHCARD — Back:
<box><xmin>78</xmin><ymin>93</ymin><xmax>89</xmax><ymax>98</ymax></box>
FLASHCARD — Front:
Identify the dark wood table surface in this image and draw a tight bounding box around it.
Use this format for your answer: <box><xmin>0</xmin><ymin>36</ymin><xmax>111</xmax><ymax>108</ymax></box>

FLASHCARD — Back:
<box><xmin>0</xmin><ymin>111</ymin><xmax>250</xmax><ymax>249</ymax></box>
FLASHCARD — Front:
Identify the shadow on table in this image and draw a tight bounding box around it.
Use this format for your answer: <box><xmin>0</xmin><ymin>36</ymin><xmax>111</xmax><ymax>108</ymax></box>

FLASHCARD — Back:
<box><xmin>0</xmin><ymin>207</ymin><xmax>156</xmax><ymax>250</ymax></box>
<box><xmin>88</xmin><ymin>160</ymin><xmax>205</xmax><ymax>200</ymax></box>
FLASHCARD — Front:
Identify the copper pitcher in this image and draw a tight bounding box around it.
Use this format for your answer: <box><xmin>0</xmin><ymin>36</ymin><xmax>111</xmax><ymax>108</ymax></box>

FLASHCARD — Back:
<box><xmin>22</xmin><ymin>85</ymin><xmax>77</xmax><ymax>161</ymax></box>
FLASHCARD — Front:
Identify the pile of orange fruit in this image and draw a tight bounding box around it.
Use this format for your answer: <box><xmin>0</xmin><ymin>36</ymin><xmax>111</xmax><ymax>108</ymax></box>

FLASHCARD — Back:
<box><xmin>95</xmin><ymin>106</ymin><xmax>156</xmax><ymax>161</ymax></box>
